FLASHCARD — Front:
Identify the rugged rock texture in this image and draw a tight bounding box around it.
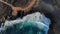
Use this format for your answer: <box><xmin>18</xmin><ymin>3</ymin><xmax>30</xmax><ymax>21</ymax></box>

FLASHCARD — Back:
<box><xmin>0</xmin><ymin>0</ymin><xmax>36</xmax><ymax>23</ymax></box>
<box><xmin>3</xmin><ymin>0</ymin><xmax>32</xmax><ymax>7</ymax></box>
<box><xmin>0</xmin><ymin>1</ymin><xmax>12</xmax><ymax>23</ymax></box>
<box><xmin>42</xmin><ymin>0</ymin><xmax>60</xmax><ymax>34</ymax></box>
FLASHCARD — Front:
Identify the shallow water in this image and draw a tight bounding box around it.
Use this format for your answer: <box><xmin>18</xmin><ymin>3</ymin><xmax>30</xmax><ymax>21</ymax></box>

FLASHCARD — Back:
<box><xmin>0</xmin><ymin>12</ymin><xmax>51</xmax><ymax>34</ymax></box>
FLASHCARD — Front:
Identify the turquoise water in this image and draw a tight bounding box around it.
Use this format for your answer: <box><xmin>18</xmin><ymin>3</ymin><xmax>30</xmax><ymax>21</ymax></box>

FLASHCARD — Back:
<box><xmin>0</xmin><ymin>12</ymin><xmax>51</xmax><ymax>34</ymax></box>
